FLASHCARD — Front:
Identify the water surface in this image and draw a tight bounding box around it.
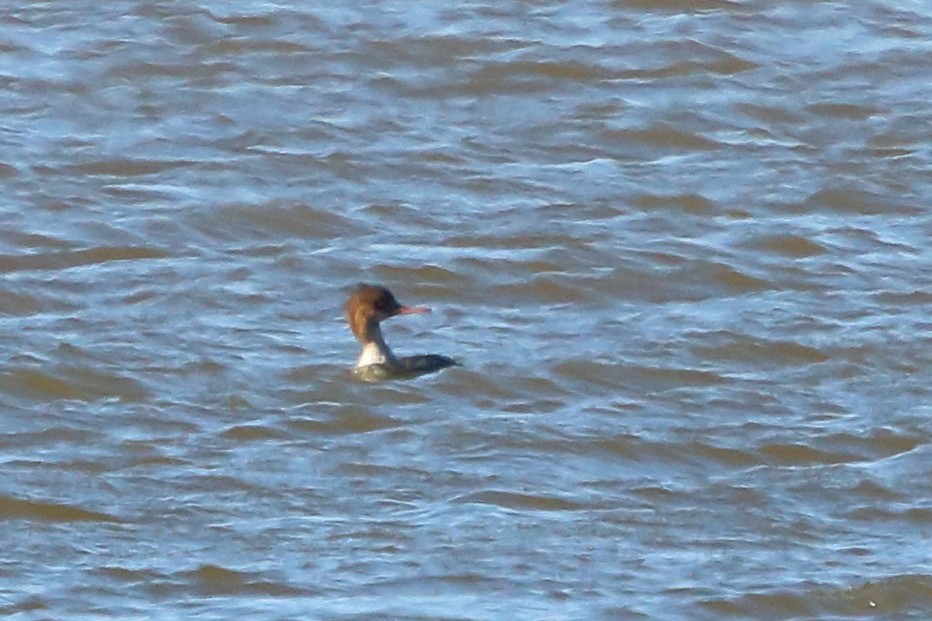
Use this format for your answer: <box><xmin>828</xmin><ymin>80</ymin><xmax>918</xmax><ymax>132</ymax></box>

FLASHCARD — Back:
<box><xmin>2</xmin><ymin>1</ymin><xmax>931</xmax><ymax>619</ymax></box>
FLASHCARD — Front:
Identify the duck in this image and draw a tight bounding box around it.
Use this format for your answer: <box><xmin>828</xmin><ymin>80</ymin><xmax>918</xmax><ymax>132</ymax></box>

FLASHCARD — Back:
<box><xmin>345</xmin><ymin>283</ymin><xmax>457</xmax><ymax>380</ymax></box>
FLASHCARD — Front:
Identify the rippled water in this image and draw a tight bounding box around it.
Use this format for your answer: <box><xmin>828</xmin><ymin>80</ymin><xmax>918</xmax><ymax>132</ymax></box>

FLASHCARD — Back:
<box><xmin>2</xmin><ymin>1</ymin><xmax>931</xmax><ymax>619</ymax></box>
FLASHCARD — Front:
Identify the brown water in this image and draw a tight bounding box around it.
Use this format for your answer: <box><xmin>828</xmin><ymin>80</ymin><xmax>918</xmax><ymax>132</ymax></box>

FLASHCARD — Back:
<box><xmin>2</xmin><ymin>1</ymin><xmax>931</xmax><ymax>619</ymax></box>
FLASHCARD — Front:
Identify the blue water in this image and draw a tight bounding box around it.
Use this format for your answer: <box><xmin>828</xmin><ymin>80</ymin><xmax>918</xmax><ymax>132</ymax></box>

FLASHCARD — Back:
<box><xmin>2</xmin><ymin>1</ymin><xmax>931</xmax><ymax>619</ymax></box>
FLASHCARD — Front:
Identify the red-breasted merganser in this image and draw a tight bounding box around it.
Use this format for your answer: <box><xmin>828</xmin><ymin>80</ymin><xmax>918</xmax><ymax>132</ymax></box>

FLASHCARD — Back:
<box><xmin>345</xmin><ymin>283</ymin><xmax>457</xmax><ymax>380</ymax></box>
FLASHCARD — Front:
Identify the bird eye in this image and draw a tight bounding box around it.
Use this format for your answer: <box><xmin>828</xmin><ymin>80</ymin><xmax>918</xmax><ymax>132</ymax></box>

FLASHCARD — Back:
<box><xmin>377</xmin><ymin>295</ymin><xmax>398</xmax><ymax>313</ymax></box>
